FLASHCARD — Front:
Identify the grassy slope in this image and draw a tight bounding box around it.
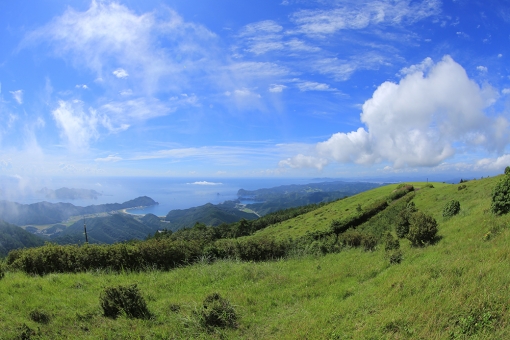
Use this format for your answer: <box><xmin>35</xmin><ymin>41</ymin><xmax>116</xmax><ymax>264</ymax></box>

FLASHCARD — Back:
<box><xmin>2</xmin><ymin>177</ymin><xmax>510</xmax><ymax>339</ymax></box>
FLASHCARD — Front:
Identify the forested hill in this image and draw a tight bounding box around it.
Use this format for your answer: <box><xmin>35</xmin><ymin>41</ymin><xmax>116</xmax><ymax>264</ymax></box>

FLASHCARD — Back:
<box><xmin>165</xmin><ymin>201</ymin><xmax>258</xmax><ymax>231</ymax></box>
<box><xmin>52</xmin><ymin>214</ymin><xmax>161</xmax><ymax>244</ymax></box>
<box><xmin>0</xmin><ymin>220</ymin><xmax>45</xmax><ymax>256</ymax></box>
<box><xmin>0</xmin><ymin>196</ymin><xmax>157</xmax><ymax>226</ymax></box>
<box><xmin>237</xmin><ymin>181</ymin><xmax>382</xmax><ymax>199</ymax></box>
<box><xmin>238</xmin><ymin>181</ymin><xmax>382</xmax><ymax>216</ymax></box>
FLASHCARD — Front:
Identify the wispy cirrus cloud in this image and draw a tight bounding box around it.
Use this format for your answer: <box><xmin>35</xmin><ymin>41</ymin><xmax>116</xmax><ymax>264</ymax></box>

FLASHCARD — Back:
<box><xmin>290</xmin><ymin>0</ymin><xmax>441</xmax><ymax>36</ymax></box>
<box><xmin>10</xmin><ymin>90</ymin><xmax>23</xmax><ymax>104</ymax></box>
<box><xmin>23</xmin><ymin>1</ymin><xmax>217</xmax><ymax>94</ymax></box>
<box><xmin>296</xmin><ymin>81</ymin><xmax>337</xmax><ymax>92</ymax></box>
<box><xmin>95</xmin><ymin>154</ymin><xmax>123</xmax><ymax>162</ymax></box>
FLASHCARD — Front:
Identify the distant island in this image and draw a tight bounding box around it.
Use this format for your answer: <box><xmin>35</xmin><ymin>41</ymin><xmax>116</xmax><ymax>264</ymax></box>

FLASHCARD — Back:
<box><xmin>38</xmin><ymin>187</ymin><xmax>102</xmax><ymax>200</ymax></box>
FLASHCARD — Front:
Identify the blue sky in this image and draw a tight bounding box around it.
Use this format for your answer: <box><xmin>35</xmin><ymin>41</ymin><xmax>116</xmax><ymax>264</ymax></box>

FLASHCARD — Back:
<box><xmin>1</xmin><ymin>0</ymin><xmax>510</xmax><ymax>180</ymax></box>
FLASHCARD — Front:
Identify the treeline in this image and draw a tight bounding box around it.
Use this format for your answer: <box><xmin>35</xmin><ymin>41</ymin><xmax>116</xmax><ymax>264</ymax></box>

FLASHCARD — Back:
<box><xmin>6</xmin><ymin>186</ymin><xmax>425</xmax><ymax>275</ymax></box>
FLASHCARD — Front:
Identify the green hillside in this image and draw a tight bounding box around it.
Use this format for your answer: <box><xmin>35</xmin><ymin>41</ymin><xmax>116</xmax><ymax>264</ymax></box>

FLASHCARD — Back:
<box><xmin>2</xmin><ymin>175</ymin><xmax>510</xmax><ymax>338</ymax></box>
<box><xmin>165</xmin><ymin>201</ymin><xmax>258</xmax><ymax>231</ymax></box>
<box><xmin>0</xmin><ymin>220</ymin><xmax>45</xmax><ymax>257</ymax></box>
<box><xmin>53</xmin><ymin>213</ymin><xmax>159</xmax><ymax>244</ymax></box>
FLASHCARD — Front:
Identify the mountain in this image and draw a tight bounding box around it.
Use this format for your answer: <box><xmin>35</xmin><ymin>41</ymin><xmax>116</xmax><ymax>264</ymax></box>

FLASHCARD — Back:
<box><xmin>165</xmin><ymin>201</ymin><xmax>258</xmax><ymax>231</ymax></box>
<box><xmin>0</xmin><ymin>220</ymin><xmax>45</xmax><ymax>256</ymax></box>
<box><xmin>239</xmin><ymin>180</ymin><xmax>382</xmax><ymax>215</ymax></box>
<box><xmin>0</xmin><ymin>196</ymin><xmax>158</xmax><ymax>226</ymax></box>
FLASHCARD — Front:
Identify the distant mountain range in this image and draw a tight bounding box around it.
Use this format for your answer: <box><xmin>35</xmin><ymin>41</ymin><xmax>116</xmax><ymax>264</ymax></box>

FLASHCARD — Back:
<box><xmin>0</xmin><ymin>196</ymin><xmax>157</xmax><ymax>226</ymax></box>
<box><xmin>0</xmin><ymin>180</ymin><xmax>384</xmax><ymax>253</ymax></box>
<box><xmin>239</xmin><ymin>181</ymin><xmax>383</xmax><ymax>215</ymax></box>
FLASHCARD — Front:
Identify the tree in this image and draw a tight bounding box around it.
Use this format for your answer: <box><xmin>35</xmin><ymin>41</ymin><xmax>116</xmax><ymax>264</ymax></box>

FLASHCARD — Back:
<box><xmin>505</xmin><ymin>166</ymin><xmax>510</xmax><ymax>176</ymax></box>
<box><xmin>491</xmin><ymin>175</ymin><xmax>510</xmax><ymax>215</ymax></box>
<box><xmin>406</xmin><ymin>211</ymin><xmax>438</xmax><ymax>247</ymax></box>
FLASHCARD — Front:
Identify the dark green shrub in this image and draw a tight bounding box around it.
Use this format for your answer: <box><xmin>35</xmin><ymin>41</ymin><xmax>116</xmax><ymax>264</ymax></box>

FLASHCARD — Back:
<box><xmin>0</xmin><ymin>263</ymin><xmax>4</xmax><ymax>280</ymax></box>
<box><xmin>505</xmin><ymin>166</ymin><xmax>510</xmax><ymax>176</ymax></box>
<box><xmin>388</xmin><ymin>250</ymin><xmax>403</xmax><ymax>264</ymax></box>
<box><xmin>395</xmin><ymin>210</ymin><xmax>411</xmax><ymax>238</ymax></box>
<box><xmin>100</xmin><ymin>284</ymin><xmax>151</xmax><ymax>319</ymax></box>
<box><xmin>198</xmin><ymin>293</ymin><xmax>238</xmax><ymax>330</ymax></box>
<box><xmin>16</xmin><ymin>323</ymin><xmax>35</xmax><ymax>340</ymax></box>
<box><xmin>384</xmin><ymin>233</ymin><xmax>400</xmax><ymax>252</ymax></box>
<box><xmin>361</xmin><ymin>234</ymin><xmax>377</xmax><ymax>251</ymax></box>
<box><xmin>406</xmin><ymin>211</ymin><xmax>438</xmax><ymax>247</ymax></box>
<box><xmin>236</xmin><ymin>237</ymin><xmax>288</xmax><ymax>261</ymax></box>
<box><xmin>491</xmin><ymin>175</ymin><xmax>510</xmax><ymax>215</ymax></box>
<box><xmin>339</xmin><ymin>230</ymin><xmax>363</xmax><ymax>247</ymax></box>
<box><xmin>29</xmin><ymin>309</ymin><xmax>50</xmax><ymax>324</ymax></box>
<box><xmin>458</xmin><ymin>184</ymin><xmax>467</xmax><ymax>191</ymax></box>
<box><xmin>443</xmin><ymin>200</ymin><xmax>461</xmax><ymax>217</ymax></box>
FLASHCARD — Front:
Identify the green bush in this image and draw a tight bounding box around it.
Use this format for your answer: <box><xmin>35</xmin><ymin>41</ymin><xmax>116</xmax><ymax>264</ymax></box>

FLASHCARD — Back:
<box><xmin>443</xmin><ymin>200</ymin><xmax>461</xmax><ymax>217</ymax></box>
<box><xmin>388</xmin><ymin>250</ymin><xmax>403</xmax><ymax>264</ymax></box>
<box><xmin>100</xmin><ymin>284</ymin><xmax>151</xmax><ymax>319</ymax></box>
<box><xmin>361</xmin><ymin>234</ymin><xmax>377</xmax><ymax>251</ymax></box>
<box><xmin>491</xmin><ymin>175</ymin><xmax>510</xmax><ymax>215</ymax></box>
<box><xmin>395</xmin><ymin>210</ymin><xmax>410</xmax><ymax>238</ymax></box>
<box><xmin>406</xmin><ymin>211</ymin><xmax>438</xmax><ymax>247</ymax></box>
<box><xmin>198</xmin><ymin>293</ymin><xmax>238</xmax><ymax>330</ymax></box>
<box><xmin>29</xmin><ymin>309</ymin><xmax>50</xmax><ymax>324</ymax></box>
<box><xmin>16</xmin><ymin>323</ymin><xmax>36</xmax><ymax>340</ymax></box>
<box><xmin>505</xmin><ymin>166</ymin><xmax>510</xmax><ymax>176</ymax></box>
<box><xmin>384</xmin><ymin>233</ymin><xmax>400</xmax><ymax>252</ymax></box>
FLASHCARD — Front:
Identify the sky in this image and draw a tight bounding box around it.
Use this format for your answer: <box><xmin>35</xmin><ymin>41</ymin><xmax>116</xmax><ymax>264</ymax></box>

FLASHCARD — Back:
<box><xmin>1</xmin><ymin>0</ymin><xmax>510</xmax><ymax>181</ymax></box>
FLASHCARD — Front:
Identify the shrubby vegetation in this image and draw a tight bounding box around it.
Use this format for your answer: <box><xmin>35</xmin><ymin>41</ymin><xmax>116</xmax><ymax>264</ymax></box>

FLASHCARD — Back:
<box><xmin>491</xmin><ymin>171</ymin><xmax>510</xmax><ymax>215</ymax></box>
<box><xmin>406</xmin><ymin>211</ymin><xmax>438</xmax><ymax>247</ymax></box>
<box><xmin>100</xmin><ymin>284</ymin><xmax>151</xmax><ymax>319</ymax></box>
<box><xmin>196</xmin><ymin>293</ymin><xmax>238</xmax><ymax>330</ymax></box>
<box><xmin>443</xmin><ymin>200</ymin><xmax>461</xmax><ymax>217</ymax></box>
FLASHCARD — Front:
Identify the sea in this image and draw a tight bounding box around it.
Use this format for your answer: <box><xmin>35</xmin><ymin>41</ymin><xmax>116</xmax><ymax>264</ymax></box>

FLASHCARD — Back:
<box><xmin>0</xmin><ymin>177</ymin><xmax>328</xmax><ymax>217</ymax></box>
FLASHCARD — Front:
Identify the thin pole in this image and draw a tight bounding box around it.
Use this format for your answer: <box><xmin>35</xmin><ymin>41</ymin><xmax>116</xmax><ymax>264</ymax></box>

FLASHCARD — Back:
<box><xmin>84</xmin><ymin>217</ymin><xmax>89</xmax><ymax>243</ymax></box>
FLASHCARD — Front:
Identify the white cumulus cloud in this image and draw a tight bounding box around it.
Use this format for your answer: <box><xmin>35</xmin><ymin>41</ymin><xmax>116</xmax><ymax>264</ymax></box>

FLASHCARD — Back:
<box><xmin>113</xmin><ymin>68</ymin><xmax>129</xmax><ymax>78</ymax></box>
<box><xmin>281</xmin><ymin>56</ymin><xmax>509</xmax><ymax>170</ymax></box>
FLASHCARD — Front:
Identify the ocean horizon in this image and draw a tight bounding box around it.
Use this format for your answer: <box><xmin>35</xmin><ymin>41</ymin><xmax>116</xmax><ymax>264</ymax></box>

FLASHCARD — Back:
<box><xmin>0</xmin><ymin>177</ymin><xmax>333</xmax><ymax>217</ymax></box>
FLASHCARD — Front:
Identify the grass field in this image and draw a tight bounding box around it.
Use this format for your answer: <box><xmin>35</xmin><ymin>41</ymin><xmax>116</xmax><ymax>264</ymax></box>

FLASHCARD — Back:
<box><xmin>1</xmin><ymin>176</ymin><xmax>510</xmax><ymax>339</ymax></box>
